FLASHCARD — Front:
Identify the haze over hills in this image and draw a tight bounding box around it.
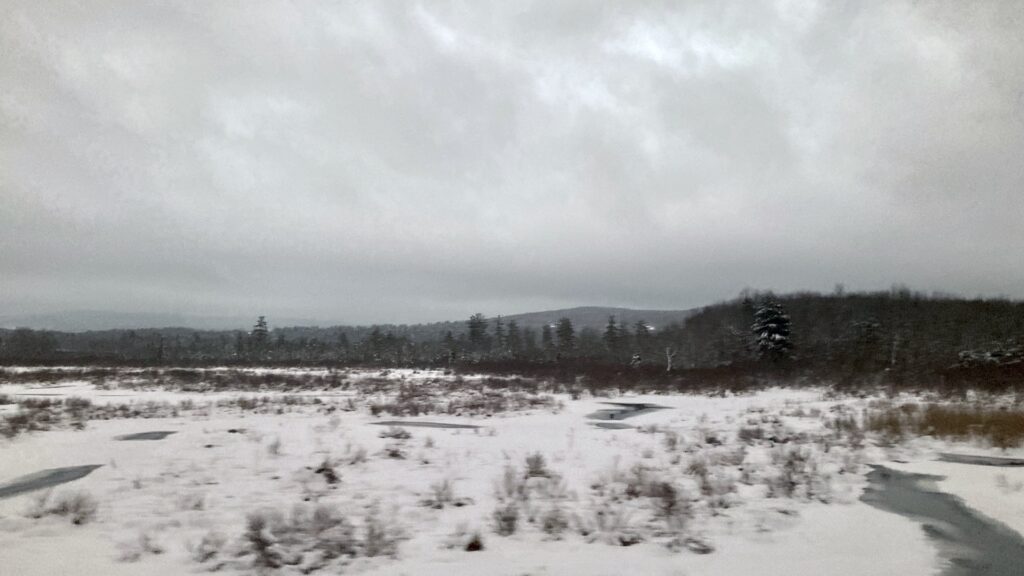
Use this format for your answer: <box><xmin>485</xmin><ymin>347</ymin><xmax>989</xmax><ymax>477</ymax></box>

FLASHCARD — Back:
<box><xmin>0</xmin><ymin>306</ymin><xmax>699</xmax><ymax>334</ymax></box>
<box><xmin>500</xmin><ymin>306</ymin><xmax>697</xmax><ymax>332</ymax></box>
<box><xmin>0</xmin><ymin>311</ymin><xmax>317</xmax><ymax>333</ymax></box>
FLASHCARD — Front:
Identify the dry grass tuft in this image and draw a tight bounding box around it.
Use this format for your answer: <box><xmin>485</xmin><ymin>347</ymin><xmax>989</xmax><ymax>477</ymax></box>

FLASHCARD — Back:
<box><xmin>866</xmin><ymin>403</ymin><xmax>1024</xmax><ymax>448</ymax></box>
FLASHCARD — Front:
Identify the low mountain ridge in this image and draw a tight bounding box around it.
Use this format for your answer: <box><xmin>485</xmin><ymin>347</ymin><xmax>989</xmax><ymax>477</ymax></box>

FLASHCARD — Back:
<box><xmin>500</xmin><ymin>306</ymin><xmax>698</xmax><ymax>331</ymax></box>
<box><xmin>0</xmin><ymin>306</ymin><xmax>699</xmax><ymax>333</ymax></box>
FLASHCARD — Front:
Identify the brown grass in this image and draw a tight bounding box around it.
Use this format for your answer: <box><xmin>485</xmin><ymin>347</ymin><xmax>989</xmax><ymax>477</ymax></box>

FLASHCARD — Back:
<box><xmin>866</xmin><ymin>403</ymin><xmax>1024</xmax><ymax>449</ymax></box>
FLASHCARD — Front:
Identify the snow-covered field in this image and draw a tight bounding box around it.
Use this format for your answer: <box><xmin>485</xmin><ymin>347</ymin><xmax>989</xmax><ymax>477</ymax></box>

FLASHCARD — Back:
<box><xmin>2</xmin><ymin>368</ymin><xmax>1022</xmax><ymax>575</ymax></box>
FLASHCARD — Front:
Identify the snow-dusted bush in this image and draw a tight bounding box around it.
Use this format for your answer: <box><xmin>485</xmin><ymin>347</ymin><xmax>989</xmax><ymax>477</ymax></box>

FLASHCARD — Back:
<box><xmin>188</xmin><ymin>531</ymin><xmax>226</xmax><ymax>564</ymax></box>
<box><xmin>362</xmin><ymin>504</ymin><xmax>404</xmax><ymax>558</ymax></box>
<box><xmin>525</xmin><ymin>452</ymin><xmax>550</xmax><ymax>478</ymax></box>
<box><xmin>540</xmin><ymin>506</ymin><xmax>569</xmax><ymax>538</ymax></box>
<box><xmin>444</xmin><ymin>523</ymin><xmax>485</xmax><ymax>551</ymax></box>
<box><xmin>266</xmin><ymin>436</ymin><xmax>282</xmax><ymax>456</ymax></box>
<box><xmin>1</xmin><ymin>401</ymin><xmax>60</xmax><ymax>438</ymax></box>
<box><xmin>345</xmin><ymin>444</ymin><xmax>368</xmax><ymax>465</ymax></box>
<box><xmin>378</xmin><ymin>426</ymin><xmax>412</xmax><ymax>440</ymax></box>
<box><xmin>27</xmin><ymin>490</ymin><xmax>98</xmax><ymax>525</ymax></box>
<box><xmin>244</xmin><ymin>510</ymin><xmax>287</xmax><ymax>568</ymax></box>
<box><xmin>662</xmin><ymin>430</ymin><xmax>681</xmax><ymax>451</ymax></box>
<box><xmin>423</xmin><ymin>478</ymin><xmax>455</xmax><ymax>509</ymax></box>
<box><xmin>464</xmin><ymin>531</ymin><xmax>485</xmax><ymax>551</ymax></box>
<box><xmin>240</xmin><ymin>504</ymin><xmax>365</xmax><ymax>571</ymax></box>
<box><xmin>573</xmin><ymin>498</ymin><xmax>641</xmax><ymax>546</ymax></box>
<box><xmin>648</xmin><ymin>480</ymin><xmax>690</xmax><ymax>528</ymax></box>
<box><xmin>313</xmin><ymin>457</ymin><xmax>341</xmax><ymax>485</ymax></box>
<box><xmin>382</xmin><ymin>443</ymin><xmax>406</xmax><ymax>459</ymax></box>
<box><xmin>825</xmin><ymin>413</ymin><xmax>865</xmax><ymax>448</ymax></box>
<box><xmin>765</xmin><ymin>446</ymin><xmax>832</xmax><ymax>502</ymax></box>
<box><xmin>737</xmin><ymin>425</ymin><xmax>765</xmax><ymax>443</ymax></box>
<box><xmin>496</xmin><ymin>464</ymin><xmax>528</xmax><ymax>501</ymax></box>
<box><xmin>492</xmin><ymin>502</ymin><xmax>520</xmax><ymax>536</ymax></box>
<box><xmin>118</xmin><ymin>531</ymin><xmax>165</xmax><ymax>562</ymax></box>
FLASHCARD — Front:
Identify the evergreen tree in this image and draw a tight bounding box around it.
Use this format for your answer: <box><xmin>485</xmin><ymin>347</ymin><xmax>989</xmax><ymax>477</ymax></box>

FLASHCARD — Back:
<box><xmin>364</xmin><ymin>326</ymin><xmax>385</xmax><ymax>361</ymax></box>
<box><xmin>234</xmin><ymin>331</ymin><xmax>246</xmax><ymax>358</ymax></box>
<box><xmin>633</xmin><ymin>320</ymin><xmax>651</xmax><ymax>354</ymax></box>
<box><xmin>336</xmin><ymin>331</ymin><xmax>350</xmax><ymax>360</ymax></box>
<box><xmin>752</xmin><ymin>300</ymin><xmax>793</xmax><ymax>362</ymax></box>
<box><xmin>190</xmin><ymin>332</ymin><xmax>202</xmax><ymax>357</ymax></box>
<box><xmin>541</xmin><ymin>324</ymin><xmax>556</xmax><ymax>359</ymax></box>
<box><xmin>14</xmin><ymin>329</ymin><xmax>37</xmax><ymax>358</ymax></box>
<box><xmin>577</xmin><ymin>327</ymin><xmax>603</xmax><ymax>358</ymax></box>
<box><xmin>443</xmin><ymin>330</ymin><xmax>457</xmax><ymax>356</ymax></box>
<box><xmin>506</xmin><ymin>320</ymin><xmax>523</xmax><ymax>358</ymax></box>
<box><xmin>467</xmin><ymin>313</ymin><xmax>489</xmax><ymax>356</ymax></box>
<box><xmin>556</xmin><ymin>317</ymin><xmax>576</xmax><ymax>355</ymax></box>
<box><xmin>602</xmin><ymin>316</ymin><xmax>621</xmax><ymax>358</ymax></box>
<box><xmin>493</xmin><ymin>316</ymin><xmax>507</xmax><ymax>356</ymax></box>
<box><xmin>522</xmin><ymin>327</ymin><xmax>539</xmax><ymax>359</ymax></box>
<box><xmin>250</xmin><ymin>316</ymin><xmax>269</xmax><ymax>355</ymax></box>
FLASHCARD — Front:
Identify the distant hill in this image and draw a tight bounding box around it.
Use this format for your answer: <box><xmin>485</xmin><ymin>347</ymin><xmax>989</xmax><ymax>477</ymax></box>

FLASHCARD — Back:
<box><xmin>500</xmin><ymin>306</ymin><xmax>697</xmax><ymax>332</ymax></box>
<box><xmin>0</xmin><ymin>306</ymin><xmax>698</xmax><ymax>334</ymax></box>
<box><xmin>0</xmin><ymin>311</ymin><xmax>316</xmax><ymax>332</ymax></box>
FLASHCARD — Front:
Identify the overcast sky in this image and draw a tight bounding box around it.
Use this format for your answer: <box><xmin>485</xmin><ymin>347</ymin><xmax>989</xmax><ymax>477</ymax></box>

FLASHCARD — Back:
<box><xmin>2</xmin><ymin>1</ymin><xmax>1023</xmax><ymax>326</ymax></box>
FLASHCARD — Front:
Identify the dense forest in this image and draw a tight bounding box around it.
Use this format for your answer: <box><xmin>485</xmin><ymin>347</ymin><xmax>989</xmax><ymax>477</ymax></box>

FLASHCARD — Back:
<box><xmin>2</xmin><ymin>288</ymin><xmax>1022</xmax><ymax>389</ymax></box>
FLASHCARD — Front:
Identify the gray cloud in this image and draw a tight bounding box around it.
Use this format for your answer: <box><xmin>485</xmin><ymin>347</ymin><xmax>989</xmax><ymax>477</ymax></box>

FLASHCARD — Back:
<box><xmin>2</xmin><ymin>0</ymin><xmax>1022</xmax><ymax>325</ymax></box>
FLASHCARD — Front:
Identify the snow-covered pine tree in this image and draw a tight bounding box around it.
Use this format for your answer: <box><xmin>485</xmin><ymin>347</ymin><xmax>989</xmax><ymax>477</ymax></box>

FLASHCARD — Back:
<box><xmin>752</xmin><ymin>300</ymin><xmax>792</xmax><ymax>361</ymax></box>
<box><xmin>467</xmin><ymin>313</ymin><xmax>489</xmax><ymax>357</ymax></box>
<box><xmin>251</xmin><ymin>316</ymin><xmax>269</xmax><ymax>347</ymax></box>
<box><xmin>555</xmin><ymin>317</ymin><xmax>576</xmax><ymax>355</ymax></box>
<box><xmin>602</xmin><ymin>315</ymin><xmax>620</xmax><ymax>357</ymax></box>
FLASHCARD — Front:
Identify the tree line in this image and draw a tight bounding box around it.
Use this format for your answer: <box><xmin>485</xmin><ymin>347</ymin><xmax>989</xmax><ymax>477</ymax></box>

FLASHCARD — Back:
<box><xmin>2</xmin><ymin>288</ymin><xmax>1022</xmax><ymax>388</ymax></box>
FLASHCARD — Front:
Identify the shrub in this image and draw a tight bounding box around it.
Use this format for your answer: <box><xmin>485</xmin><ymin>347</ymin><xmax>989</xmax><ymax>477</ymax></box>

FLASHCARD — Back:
<box><xmin>314</xmin><ymin>458</ymin><xmax>341</xmax><ymax>485</ymax></box>
<box><xmin>465</xmin><ymin>532</ymin><xmax>484</xmax><ymax>551</ymax></box>
<box><xmin>424</xmin><ymin>478</ymin><xmax>454</xmax><ymax>509</ymax></box>
<box><xmin>574</xmin><ymin>498</ymin><xmax>638</xmax><ymax>546</ymax></box>
<box><xmin>525</xmin><ymin>453</ymin><xmax>549</xmax><ymax>478</ymax></box>
<box><xmin>119</xmin><ymin>531</ymin><xmax>165</xmax><ymax>562</ymax></box>
<box><xmin>765</xmin><ymin>446</ymin><xmax>829</xmax><ymax>501</ymax></box>
<box><xmin>242</xmin><ymin>504</ymin><xmax>361</xmax><ymax>570</ymax></box>
<box><xmin>649</xmin><ymin>481</ymin><xmax>686</xmax><ymax>523</ymax></box>
<box><xmin>362</xmin><ymin>504</ymin><xmax>403</xmax><ymax>558</ymax></box>
<box><xmin>379</xmin><ymin>426</ymin><xmax>412</xmax><ymax>440</ymax></box>
<box><xmin>663</xmin><ymin>430</ymin><xmax>681</xmax><ymax>451</ymax></box>
<box><xmin>492</xmin><ymin>502</ymin><xmax>519</xmax><ymax>536</ymax></box>
<box><xmin>190</xmin><ymin>531</ymin><xmax>226</xmax><ymax>564</ymax></box>
<box><xmin>44</xmin><ymin>491</ymin><xmax>99</xmax><ymax>525</ymax></box>
<box><xmin>444</xmin><ymin>523</ymin><xmax>484</xmax><ymax>551</ymax></box>
<box><xmin>496</xmin><ymin>465</ymin><xmax>527</xmax><ymax>501</ymax></box>
<box><xmin>624</xmin><ymin>463</ymin><xmax>652</xmax><ymax>499</ymax></box>
<box><xmin>540</xmin><ymin>506</ymin><xmax>569</xmax><ymax>538</ymax></box>
<box><xmin>307</xmin><ymin>505</ymin><xmax>358</xmax><ymax>561</ymax></box>
<box><xmin>267</xmin><ymin>436</ymin><xmax>282</xmax><ymax>456</ymax></box>
<box><xmin>347</xmin><ymin>445</ymin><xmax>368</xmax><ymax>465</ymax></box>
<box><xmin>244</xmin><ymin>511</ymin><xmax>285</xmax><ymax>568</ymax></box>
<box><xmin>737</xmin><ymin>426</ymin><xmax>764</xmax><ymax>443</ymax></box>
<box><xmin>1</xmin><ymin>406</ymin><xmax>56</xmax><ymax>438</ymax></box>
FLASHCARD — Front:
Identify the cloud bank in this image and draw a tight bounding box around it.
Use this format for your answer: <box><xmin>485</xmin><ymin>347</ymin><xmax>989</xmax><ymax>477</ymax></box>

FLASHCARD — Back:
<box><xmin>2</xmin><ymin>1</ymin><xmax>1022</xmax><ymax>324</ymax></box>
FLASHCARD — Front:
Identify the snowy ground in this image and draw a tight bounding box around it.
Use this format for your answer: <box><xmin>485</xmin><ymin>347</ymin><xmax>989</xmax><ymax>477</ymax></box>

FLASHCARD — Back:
<box><xmin>2</xmin><ymin>369</ymin><xmax>1017</xmax><ymax>575</ymax></box>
